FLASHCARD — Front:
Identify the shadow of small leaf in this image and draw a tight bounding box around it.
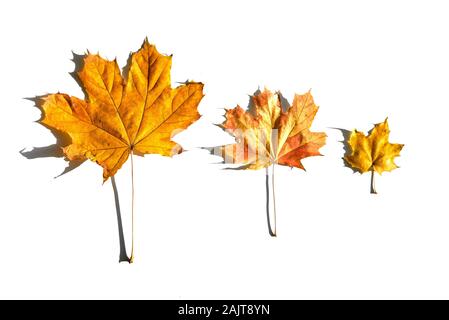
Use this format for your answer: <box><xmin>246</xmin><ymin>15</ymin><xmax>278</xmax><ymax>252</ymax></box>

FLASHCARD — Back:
<box><xmin>330</xmin><ymin>127</ymin><xmax>359</xmax><ymax>174</ymax></box>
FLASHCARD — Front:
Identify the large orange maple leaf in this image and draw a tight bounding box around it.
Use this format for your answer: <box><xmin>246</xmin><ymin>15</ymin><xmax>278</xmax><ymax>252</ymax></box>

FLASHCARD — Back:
<box><xmin>37</xmin><ymin>38</ymin><xmax>204</xmax><ymax>181</ymax></box>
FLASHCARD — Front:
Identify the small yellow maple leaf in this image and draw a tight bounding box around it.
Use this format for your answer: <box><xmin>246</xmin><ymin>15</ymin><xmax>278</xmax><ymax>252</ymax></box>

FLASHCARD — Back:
<box><xmin>344</xmin><ymin>118</ymin><xmax>404</xmax><ymax>193</ymax></box>
<box><xmin>215</xmin><ymin>88</ymin><xmax>326</xmax><ymax>170</ymax></box>
<box><xmin>37</xmin><ymin>38</ymin><xmax>204</xmax><ymax>181</ymax></box>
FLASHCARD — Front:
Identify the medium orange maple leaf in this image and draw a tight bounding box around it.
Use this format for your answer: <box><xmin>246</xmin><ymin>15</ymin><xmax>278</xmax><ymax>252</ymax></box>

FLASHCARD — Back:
<box><xmin>212</xmin><ymin>88</ymin><xmax>326</xmax><ymax>237</ymax></box>
<box><xmin>215</xmin><ymin>88</ymin><xmax>326</xmax><ymax>170</ymax></box>
<box><xmin>37</xmin><ymin>38</ymin><xmax>204</xmax><ymax>181</ymax></box>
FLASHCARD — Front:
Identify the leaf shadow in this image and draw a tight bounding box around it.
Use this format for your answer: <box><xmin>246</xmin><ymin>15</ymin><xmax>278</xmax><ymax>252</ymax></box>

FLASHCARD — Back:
<box><xmin>111</xmin><ymin>177</ymin><xmax>131</xmax><ymax>263</ymax></box>
<box><xmin>329</xmin><ymin>127</ymin><xmax>358</xmax><ymax>173</ymax></box>
<box><xmin>278</xmin><ymin>91</ymin><xmax>290</xmax><ymax>112</ymax></box>
<box><xmin>69</xmin><ymin>52</ymin><xmax>88</xmax><ymax>98</ymax></box>
<box><xmin>20</xmin><ymin>96</ymin><xmax>85</xmax><ymax>176</ymax></box>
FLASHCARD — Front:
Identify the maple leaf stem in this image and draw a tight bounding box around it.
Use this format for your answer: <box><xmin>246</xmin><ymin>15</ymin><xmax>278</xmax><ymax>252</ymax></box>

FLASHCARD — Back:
<box><xmin>265</xmin><ymin>164</ymin><xmax>277</xmax><ymax>237</ymax></box>
<box><xmin>272</xmin><ymin>163</ymin><xmax>277</xmax><ymax>236</ymax></box>
<box><xmin>370</xmin><ymin>169</ymin><xmax>377</xmax><ymax>194</ymax></box>
<box><xmin>129</xmin><ymin>151</ymin><xmax>135</xmax><ymax>263</ymax></box>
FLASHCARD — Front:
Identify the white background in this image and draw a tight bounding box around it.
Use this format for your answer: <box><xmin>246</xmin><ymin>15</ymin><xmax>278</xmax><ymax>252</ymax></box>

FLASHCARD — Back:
<box><xmin>1</xmin><ymin>0</ymin><xmax>448</xmax><ymax>299</ymax></box>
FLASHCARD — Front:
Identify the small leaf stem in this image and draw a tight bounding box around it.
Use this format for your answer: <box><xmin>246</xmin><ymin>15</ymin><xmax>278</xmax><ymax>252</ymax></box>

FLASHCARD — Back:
<box><xmin>370</xmin><ymin>169</ymin><xmax>377</xmax><ymax>194</ymax></box>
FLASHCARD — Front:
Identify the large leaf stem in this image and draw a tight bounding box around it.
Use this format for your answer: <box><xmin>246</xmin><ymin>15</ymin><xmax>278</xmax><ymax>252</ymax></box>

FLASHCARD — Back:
<box><xmin>266</xmin><ymin>163</ymin><xmax>277</xmax><ymax>237</ymax></box>
<box><xmin>129</xmin><ymin>151</ymin><xmax>135</xmax><ymax>263</ymax></box>
<box><xmin>111</xmin><ymin>151</ymin><xmax>136</xmax><ymax>263</ymax></box>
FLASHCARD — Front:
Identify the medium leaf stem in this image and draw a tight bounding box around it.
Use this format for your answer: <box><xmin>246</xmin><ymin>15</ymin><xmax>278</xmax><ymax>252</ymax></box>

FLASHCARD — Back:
<box><xmin>265</xmin><ymin>164</ymin><xmax>277</xmax><ymax>237</ymax></box>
